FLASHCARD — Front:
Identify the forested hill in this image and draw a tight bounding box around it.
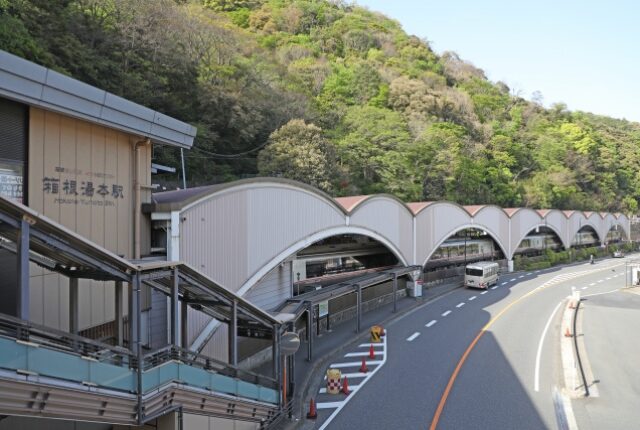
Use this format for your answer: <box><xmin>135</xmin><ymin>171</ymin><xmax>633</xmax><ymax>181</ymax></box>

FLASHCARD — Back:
<box><xmin>2</xmin><ymin>0</ymin><xmax>639</xmax><ymax>212</ymax></box>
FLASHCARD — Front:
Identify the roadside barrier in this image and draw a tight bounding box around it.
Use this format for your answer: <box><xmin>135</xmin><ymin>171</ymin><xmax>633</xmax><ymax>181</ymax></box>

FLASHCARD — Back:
<box><xmin>370</xmin><ymin>325</ymin><xmax>384</xmax><ymax>342</ymax></box>
<box><xmin>341</xmin><ymin>376</ymin><xmax>351</xmax><ymax>395</ymax></box>
<box><xmin>359</xmin><ymin>357</ymin><xmax>368</xmax><ymax>373</ymax></box>
<box><xmin>326</xmin><ymin>369</ymin><xmax>342</xmax><ymax>394</ymax></box>
<box><xmin>306</xmin><ymin>398</ymin><xmax>317</xmax><ymax>419</ymax></box>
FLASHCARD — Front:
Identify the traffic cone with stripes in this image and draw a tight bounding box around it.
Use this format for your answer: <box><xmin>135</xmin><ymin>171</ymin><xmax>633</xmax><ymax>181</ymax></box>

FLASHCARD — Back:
<box><xmin>306</xmin><ymin>398</ymin><xmax>317</xmax><ymax>419</ymax></box>
<box><xmin>369</xmin><ymin>344</ymin><xmax>375</xmax><ymax>359</ymax></box>
<box><xmin>359</xmin><ymin>357</ymin><xmax>368</xmax><ymax>373</ymax></box>
<box><xmin>564</xmin><ymin>327</ymin><xmax>572</xmax><ymax>337</ymax></box>
<box><xmin>341</xmin><ymin>376</ymin><xmax>351</xmax><ymax>395</ymax></box>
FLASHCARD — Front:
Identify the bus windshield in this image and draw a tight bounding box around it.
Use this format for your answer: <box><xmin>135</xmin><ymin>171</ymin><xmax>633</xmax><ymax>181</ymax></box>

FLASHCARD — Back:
<box><xmin>465</xmin><ymin>268</ymin><xmax>483</xmax><ymax>277</ymax></box>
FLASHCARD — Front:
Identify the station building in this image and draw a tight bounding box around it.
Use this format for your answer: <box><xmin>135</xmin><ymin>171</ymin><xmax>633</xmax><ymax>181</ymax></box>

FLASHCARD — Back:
<box><xmin>0</xmin><ymin>50</ymin><xmax>282</xmax><ymax>430</ymax></box>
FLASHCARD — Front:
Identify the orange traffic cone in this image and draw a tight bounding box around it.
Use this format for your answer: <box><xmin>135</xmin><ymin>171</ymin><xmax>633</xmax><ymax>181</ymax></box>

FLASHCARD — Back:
<box><xmin>341</xmin><ymin>376</ymin><xmax>351</xmax><ymax>395</ymax></box>
<box><xmin>564</xmin><ymin>327</ymin><xmax>572</xmax><ymax>338</ymax></box>
<box><xmin>369</xmin><ymin>344</ymin><xmax>375</xmax><ymax>359</ymax></box>
<box><xmin>306</xmin><ymin>398</ymin><xmax>317</xmax><ymax>419</ymax></box>
<box><xmin>359</xmin><ymin>357</ymin><xmax>368</xmax><ymax>373</ymax></box>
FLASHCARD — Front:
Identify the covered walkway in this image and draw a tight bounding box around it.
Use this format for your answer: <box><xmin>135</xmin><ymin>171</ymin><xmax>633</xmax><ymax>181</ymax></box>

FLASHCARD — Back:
<box><xmin>0</xmin><ymin>196</ymin><xmax>282</xmax><ymax>426</ymax></box>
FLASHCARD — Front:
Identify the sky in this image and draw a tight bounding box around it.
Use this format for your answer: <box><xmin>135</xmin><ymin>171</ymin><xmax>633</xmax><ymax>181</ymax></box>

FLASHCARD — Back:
<box><xmin>355</xmin><ymin>0</ymin><xmax>640</xmax><ymax>122</ymax></box>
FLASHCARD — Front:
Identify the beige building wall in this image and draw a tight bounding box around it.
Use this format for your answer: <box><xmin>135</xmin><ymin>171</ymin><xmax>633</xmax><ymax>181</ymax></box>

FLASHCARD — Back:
<box><xmin>27</xmin><ymin>107</ymin><xmax>151</xmax><ymax>330</ymax></box>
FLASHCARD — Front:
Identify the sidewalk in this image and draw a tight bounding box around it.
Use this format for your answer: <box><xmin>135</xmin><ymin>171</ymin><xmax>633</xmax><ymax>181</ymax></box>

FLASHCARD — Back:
<box><xmin>278</xmin><ymin>278</ymin><xmax>463</xmax><ymax>429</ymax></box>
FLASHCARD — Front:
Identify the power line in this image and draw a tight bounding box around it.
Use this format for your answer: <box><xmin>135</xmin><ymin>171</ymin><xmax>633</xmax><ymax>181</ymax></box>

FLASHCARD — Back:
<box><xmin>192</xmin><ymin>141</ymin><xmax>270</xmax><ymax>159</ymax></box>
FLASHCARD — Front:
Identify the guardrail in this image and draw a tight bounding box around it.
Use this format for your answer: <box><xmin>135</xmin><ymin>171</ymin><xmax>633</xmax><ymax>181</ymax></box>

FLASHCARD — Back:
<box><xmin>0</xmin><ymin>313</ymin><xmax>278</xmax><ymax>404</ymax></box>
<box><xmin>572</xmin><ymin>299</ymin><xmax>590</xmax><ymax>397</ymax></box>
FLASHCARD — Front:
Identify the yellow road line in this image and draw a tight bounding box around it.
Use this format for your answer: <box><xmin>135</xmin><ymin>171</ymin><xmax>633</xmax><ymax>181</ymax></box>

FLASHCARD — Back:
<box><xmin>428</xmin><ymin>263</ymin><xmax>622</xmax><ymax>430</ymax></box>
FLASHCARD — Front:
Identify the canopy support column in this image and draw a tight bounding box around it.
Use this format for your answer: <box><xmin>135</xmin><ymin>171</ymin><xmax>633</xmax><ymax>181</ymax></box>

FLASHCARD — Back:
<box><xmin>17</xmin><ymin>217</ymin><xmax>30</xmax><ymax>320</ymax></box>
<box><xmin>115</xmin><ymin>281</ymin><xmax>124</xmax><ymax>346</ymax></box>
<box><xmin>228</xmin><ymin>299</ymin><xmax>238</xmax><ymax>366</ymax></box>
<box><xmin>306</xmin><ymin>303</ymin><xmax>313</xmax><ymax>362</ymax></box>
<box><xmin>181</xmin><ymin>298</ymin><xmax>188</xmax><ymax>349</ymax></box>
<box><xmin>356</xmin><ymin>285</ymin><xmax>362</xmax><ymax>333</ymax></box>
<box><xmin>171</xmin><ymin>268</ymin><xmax>179</xmax><ymax>346</ymax></box>
<box><xmin>69</xmin><ymin>278</ymin><xmax>79</xmax><ymax>334</ymax></box>
<box><xmin>392</xmin><ymin>273</ymin><xmax>398</xmax><ymax>313</ymax></box>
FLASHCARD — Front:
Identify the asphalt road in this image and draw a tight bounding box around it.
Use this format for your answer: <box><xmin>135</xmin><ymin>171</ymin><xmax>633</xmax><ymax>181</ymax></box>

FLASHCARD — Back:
<box><xmin>311</xmin><ymin>257</ymin><xmax>636</xmax><ymax>430</ymax></box>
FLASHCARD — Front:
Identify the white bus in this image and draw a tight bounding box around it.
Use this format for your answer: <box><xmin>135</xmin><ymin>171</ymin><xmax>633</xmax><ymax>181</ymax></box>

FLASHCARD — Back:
<box><xmin>464</xmin><ymin>261</ymin><xmax>499</xmax><ymax>289</ymax></box>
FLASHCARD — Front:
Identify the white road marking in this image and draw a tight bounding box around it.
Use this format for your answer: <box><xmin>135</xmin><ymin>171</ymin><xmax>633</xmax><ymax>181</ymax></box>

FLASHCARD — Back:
<box><xmin>597</xmin><ymin>280</ymin><xmax>604</xmax><ymax>283</ymax></box>
<box><xmin>606</xmin><ymin>277</ymin><xmax>612</xmax><ymax>280</ymax></box>
<box><xmin>501</xmin><ymin>282</ymin><xmax>508</xmax><ymax>285</ymax></box>
<box><xmin>329</xmin><ymin>360</ymin><xmax>383</xmax><ymax>368</ymax></box>
<box><xmin>324</xmin><ymin>372</ymin><xmax>368</xmax><ymax>380</ymax></box>
<box><xmin>358</xmin><ymin>343</ymin><xmax>384</xmax><ymax>348</ymax></box>
<box><xmin>426</xmin><ymin>320</ymin><xmax>437</xmax><ymax>328</ymax></box>
<box><xmin>519</xmin><ymin>275</ymin><xmax>525</xmax><ymax>278</ymax></box>
<box><xmin>456</xmin><ymin>302</ymin><xmax>465</xmax><ymax>308</ymax></box>
<box><xmin>480</xmin><ymin>291</ymin><xmax>488</xmax><ymax>295</ymax></box>
<box><xmin>469</xmin><ymin>296</ymin><xmax>477</xmax><ymax>301</ymax></box>
<box><xmin>318</xmin><ymin>336</ymin><xmax>388</xmax><ymax>428</ymax></box>
<box><xmin>319</xmin><ymin>383</ymin><xmax>361</xmax><ymax>394</ymax></box>
<box><xmin>589</xmin><ymin>283</ymin><xmax>596</xmax><ymax>286</ymax></box>
<box><xmin>581</xmin><ymin>287</ymin><xmax>588</xmax><ymax>290</ymax></box>
<box><xmin>406</xmin><ymin>332</ymin><xmax>421</xmax><ymax>342</ymax></box>
<box><xmin>510</xmin><ymin>278</ymin><xmax>517</xmax><ymax>281</ymax></box>
<box><xmin>316</xmin><ymin>402</ymin><xmax>344</xmax><ymax>410</ymax></box>
<box><xmin>535</xmin><ymin>270</ymin><xmax>541</xmax><ymax>273</ymax></box>
<box><xmin>344</xmin><ymin>351</ymin><xmax>383</xmax><ymax>357</ymax></box>
<box><xmin>491</xmin><ymin>286</ymin><xmax>498</xmax><ymax>290</ymax></box>
<box><xmin>582</xmin><ymin>289</ymin><xmax>619</xmax><ymax>298</ymax></box>
<box><xmin>534</xmin><ymin>301</ymin><xmax>563</xmax><ymax>392</ymax></box>
<box><xmin>442</xmin><ymin>310</ymin><xmax>451</xmax><ymax>317</ymax></box>
<box><xmin>527</xmin><ymin>272</ymin><xmax>533</xmax><ymax>276</ymax></box>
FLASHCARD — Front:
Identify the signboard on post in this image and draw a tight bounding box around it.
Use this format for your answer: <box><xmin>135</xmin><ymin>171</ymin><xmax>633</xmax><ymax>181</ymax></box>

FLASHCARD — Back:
<box><xmin>318</xmin><ymin>300</ymin><xmax>329</xmax><ymax>318</ymax></box>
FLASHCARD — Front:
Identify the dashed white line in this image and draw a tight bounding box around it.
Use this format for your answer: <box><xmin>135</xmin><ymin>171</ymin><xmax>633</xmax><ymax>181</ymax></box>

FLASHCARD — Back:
<box><xmin>442</xmin><ymin>310</ymin><xmax>451</xmax><ymax>317</ymax></box>
<box><xmin>480</xmin><ymin>291</ymin><xmax>488</xmax><ymax>295</ymax></box>
<box><xmin>589</xmin><ymin>283</ymin><xmax>596</xmax><ymax>286</ymax></box>
<box><xmin>527</xmin><ymin>272</ymin><xmax>533</xmax><ymax>276</ymax></box>
<box><xmin>501</xmin><ymin>282</ymin><xmax>508</xmax><ymax>285</ymax></box>
<box><xmin>406</xmin><ymin>332</ymin><xmax>421</xmax><ymax>342</ymax></box>
<box><xmin>598</xmin><ymin>280</ymin><xmax>604</xmax><ymax>283</ymax></box>
<box><xmin>581</xmin><ymin>286</ymin><xmax>588</xmax><ymax>290</ymax></box>
<box><xmin>469</xmin><ymin>296</ymin><xmax>477</xmax><ymax>301</ymax></box>
<box><xmin>491</xmin><ymin>286</ymin><xmax>498</xmax><ymax>290</ymax></box>
<box><xmin>518</xmin><ymin>275</ymin><xmax>525</xmax><ymax>279</ymax></box>
<box><xmin>426</xmin><ymin>320</ymin><xmax>437</xmax><ymax>328</ymax></box>
<box><xmin>606</xmin><ymin>277</ymin><xmax>612</xmax><ymax>280</ymax></box>
<box><xmin>456</xmin><ymin>302</ymin><xmax>465</xmax><ymax>308</ymax></box>
<box><xmin>510</xmin><ymin>278</ymin><xmax>516</xmax><ymax>282</ymax></box>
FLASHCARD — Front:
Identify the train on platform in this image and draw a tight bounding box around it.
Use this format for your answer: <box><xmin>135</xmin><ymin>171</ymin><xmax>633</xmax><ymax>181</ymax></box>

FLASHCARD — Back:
<box><xmin>426</xmin><ymin>230</ymin><xmax>602</xmax><ymax>270</ymax></box>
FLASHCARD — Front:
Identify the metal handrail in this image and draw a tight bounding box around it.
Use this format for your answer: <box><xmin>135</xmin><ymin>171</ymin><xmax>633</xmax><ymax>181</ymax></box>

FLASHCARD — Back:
<box><xmin>573</xmin><ymin>300</ymin><xmax>590</xmax><ymax>397</ymax></box>
<box><xmin>0</xmin><ymin>312</ymin><xmax>134</xmax><ymax>366</ymax></box>
<box><xmin>143</xmin><ymin>345</ymin><xmax>278</xmax><ymax>390</ymax></box>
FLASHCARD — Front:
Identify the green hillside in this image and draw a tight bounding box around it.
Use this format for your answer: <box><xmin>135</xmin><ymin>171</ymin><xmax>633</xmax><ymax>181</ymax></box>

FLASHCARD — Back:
<box><xmin>2</xmin><ymin>0</ymin><xmax>639</xmax><ymax>212</ymax></box>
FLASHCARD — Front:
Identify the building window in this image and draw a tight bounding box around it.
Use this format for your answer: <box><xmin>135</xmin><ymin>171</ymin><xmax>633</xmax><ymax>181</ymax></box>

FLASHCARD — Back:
<box><xmin>0</xmin><ymin>97</ymin><xmax>28</xmax><ymax>204</ymax></box>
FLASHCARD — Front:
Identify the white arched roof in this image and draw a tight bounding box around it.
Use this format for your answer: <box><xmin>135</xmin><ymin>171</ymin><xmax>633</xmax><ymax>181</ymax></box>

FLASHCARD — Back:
<box><xmin>151</xmin><ymin>178</ymin><xmax>631</xmax><ymax>293</ymax></box>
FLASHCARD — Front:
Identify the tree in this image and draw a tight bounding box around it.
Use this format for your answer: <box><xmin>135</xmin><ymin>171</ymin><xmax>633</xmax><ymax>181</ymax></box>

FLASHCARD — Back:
<box><xmin>257</xmin><ymin>119</ymin><xmax>337</xmax><ymax>192</ymax></box>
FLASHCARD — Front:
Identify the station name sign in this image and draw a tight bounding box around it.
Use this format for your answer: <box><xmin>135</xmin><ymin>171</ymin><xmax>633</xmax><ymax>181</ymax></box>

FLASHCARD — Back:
<box><xmin>42</xmin><ymin>166</ymin><xmax>124</xmax><ymax>207</ymax></box>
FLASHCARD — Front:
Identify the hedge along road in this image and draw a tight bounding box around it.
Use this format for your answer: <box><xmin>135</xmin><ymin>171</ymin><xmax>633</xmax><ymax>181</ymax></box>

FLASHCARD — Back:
<box><xmin>319</xmin><ymin>259</ymin><xmax>626</xmax><ymax>430</ymax></box>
